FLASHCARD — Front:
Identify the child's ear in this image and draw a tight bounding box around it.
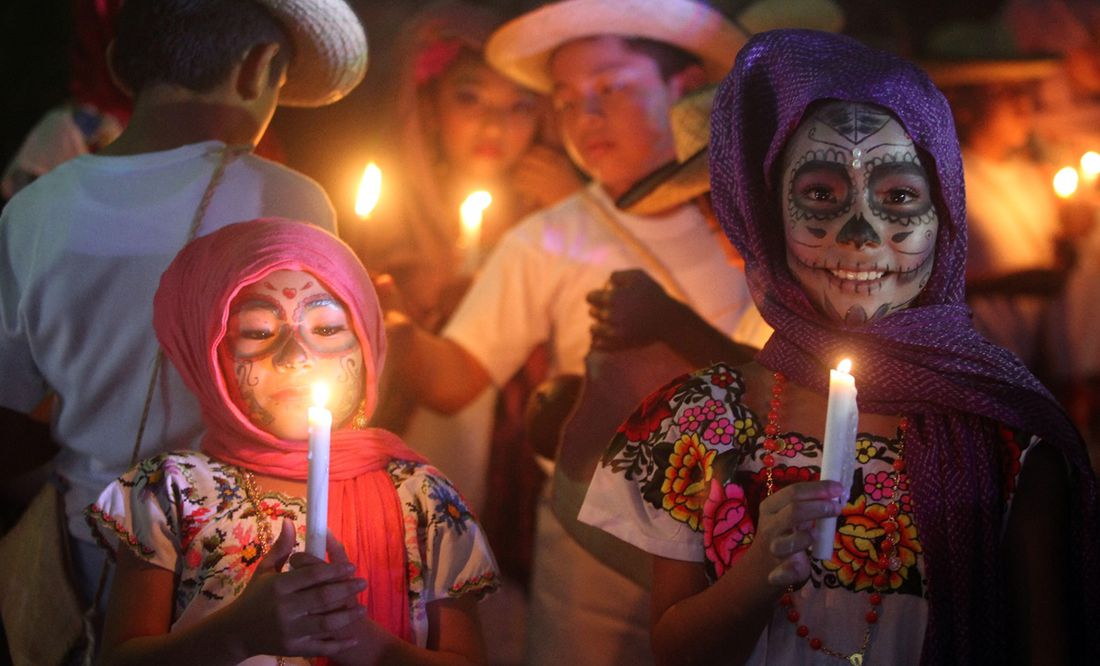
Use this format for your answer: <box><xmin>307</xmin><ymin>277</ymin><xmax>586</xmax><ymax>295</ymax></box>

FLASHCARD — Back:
<box><xmin>104</xmin><ymin>41</ymin><xmax>135</xmax><ymax>99</ymax></box>
<box><xmin>669</xmin><ymin>63</ymin><xmax>708</xmax><ymax>100</ymax></box>
<box><xmin>237</xmin><ymin>42</ymin><xmax>283</xmax><ymax>101</ymax></box>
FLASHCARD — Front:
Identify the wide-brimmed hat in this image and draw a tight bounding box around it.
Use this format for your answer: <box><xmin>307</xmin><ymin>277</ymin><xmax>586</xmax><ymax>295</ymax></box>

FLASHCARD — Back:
<box><xmin>921</xmin><ymin>20</ymin><xmax>1061</xmax><ymax>87</ymax></box>
<box><xmin>617</xmin><ymin>85</ymin><xmax>714</xmax><ymax>215</ymax></box>
<box><xmin>485</xmin><ymin>0</ymin><xmax>745</xmax><ymax>93</ymax></box>
<box><xmin>257</xmin><ymin>0</ymin><xmax>368</xmax><ymax>107</ymax></box>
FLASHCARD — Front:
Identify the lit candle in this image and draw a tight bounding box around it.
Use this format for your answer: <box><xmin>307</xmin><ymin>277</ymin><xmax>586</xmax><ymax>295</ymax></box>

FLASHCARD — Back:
<box><xmin>355</xmin><ymin>162</ymin><xmax>382</xmax><ymax>219</ymax></box>
<box><xmin>459</xmin><ymin>190</ymin><xmax>492</xmax><ymax>273</ymax></box>
<box><xmin>1053</xmin><ymin>165</ymin><xmax>1080</xmax><ymax>199</ymax></box>
<box><xmin>306</xmin><ymin>383</ymin><xmax>332</xmax><ymax>559</ymax></box>
<box><xmin>812</xmin><ymin>358</ymin><xmax>859</xmax><ymax>560</ymax></box>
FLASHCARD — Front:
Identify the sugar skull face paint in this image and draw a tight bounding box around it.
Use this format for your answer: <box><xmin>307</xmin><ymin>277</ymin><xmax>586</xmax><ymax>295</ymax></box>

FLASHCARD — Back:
<box><xmin>219</xmin><ymin>269</ymin><xmax>365</xmax><ymax>440</ymax></box>
<box><xmin>780</xmin><ymin>101</ymin><xmax>938</xmax><ymax>324</ymax></box>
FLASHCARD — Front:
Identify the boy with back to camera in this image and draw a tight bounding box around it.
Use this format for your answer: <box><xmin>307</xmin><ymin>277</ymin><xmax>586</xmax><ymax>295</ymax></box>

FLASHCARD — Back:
<box><xmin>0</xmin><ymin>2</ymin><xmax>367</xmax><ymax>655</ymax></box>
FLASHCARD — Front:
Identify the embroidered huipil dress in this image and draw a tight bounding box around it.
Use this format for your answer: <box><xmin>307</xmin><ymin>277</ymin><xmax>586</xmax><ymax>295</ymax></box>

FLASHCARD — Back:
<box><xmin>87</xmin><ymin>452</ymin><xmax>499</xmax><ymax>664</ymax></box>
<box><xmin>579</xmin><ymin>363</ymin><xmax>1034</xmax><ymax>665</ymax></box>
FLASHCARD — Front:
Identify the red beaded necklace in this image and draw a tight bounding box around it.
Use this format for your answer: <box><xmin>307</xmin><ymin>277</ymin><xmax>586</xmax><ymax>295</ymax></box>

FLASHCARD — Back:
<box><xmin>763</xmin><ymin>371</ymin><xmax>909</xmax><ymax>665</ymax></box>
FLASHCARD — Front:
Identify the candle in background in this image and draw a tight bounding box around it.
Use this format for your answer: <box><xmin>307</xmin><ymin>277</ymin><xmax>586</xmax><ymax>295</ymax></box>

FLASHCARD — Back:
<box><xmin>355</xmin><ymin>162</ymin><xmax>382</xmax><ymax>219</ymax></box>
<box><xmin>1081</xmin><ymin>151</ymin><xmax>1100</xmax><ymax>188</ymax></box>
<box><xmin>459</xmin><ymin>190</ymin><xmax>492</xmax><ymax>273</ymax></box>
<box><xmin>1054</xmin><ymin>165</ymin><xmax>1080</xmax><ymax>199</ymax></box>
<box><xmin>306</xmin><ymin>382</ymin><xmax>332</xmax><ymax>559</ymax></box>
<box><xmin>812</xmin><ymin>358</ymin><xmax>859</xmax><ymax>560</ymax></box>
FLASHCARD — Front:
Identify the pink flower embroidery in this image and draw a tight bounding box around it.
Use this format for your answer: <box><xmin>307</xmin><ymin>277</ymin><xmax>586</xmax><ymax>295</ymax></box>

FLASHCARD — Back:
<box><xmin>700</xmin><ymin>399</ymin><xmax>724</xmax><ymax>421</ymax></box>
<box><xmin>864</xmin><ymin>470</ymin><xmax>897</xmax><ymax>501</ymax></box>
<box><xmin>677</xmin><ymin>406</ymin><xmax>705</xmax><ymax>433</ymax></box>
<box><xmin>702</xmin><ymin>417</ymin><xmax>734</xmax><ymax>446</ymax></box>
<box><xmin>703</xmin><ymin>480</ymin><xmax>756</xmax><ymax>578</ymax></box>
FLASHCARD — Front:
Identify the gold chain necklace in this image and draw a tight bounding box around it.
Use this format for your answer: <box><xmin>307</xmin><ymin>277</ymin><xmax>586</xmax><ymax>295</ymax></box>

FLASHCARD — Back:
<box><xmin>762</xmin><ymin>371</ymin><xmax>909</xmax><ymax>665</ymax></box>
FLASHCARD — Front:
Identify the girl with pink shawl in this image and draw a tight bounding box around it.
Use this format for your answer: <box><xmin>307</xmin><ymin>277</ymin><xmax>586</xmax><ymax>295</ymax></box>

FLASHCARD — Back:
<box><xmin>88</xmin><ymin>218</ymin><xmax>498</xmax><ymax>664</ymax></box>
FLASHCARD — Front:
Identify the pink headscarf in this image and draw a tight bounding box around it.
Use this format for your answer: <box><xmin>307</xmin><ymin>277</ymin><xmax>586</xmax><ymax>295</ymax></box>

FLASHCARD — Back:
<box><xmin>153</xmin><ymin>218</ymin><xmax>426</xmax><ymax>642</ymax></box>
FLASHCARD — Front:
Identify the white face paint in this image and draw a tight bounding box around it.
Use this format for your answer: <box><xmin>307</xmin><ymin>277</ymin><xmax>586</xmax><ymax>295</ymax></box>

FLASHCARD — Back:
<box><xmin>780</xmin><ymin>101</ymin><xmax>938</xmax><ymax>324</ymax></box>
<box><xmin>219</xmin><ymin>270</ymin><xmax>365</xmax><ymax>440</ymax></box>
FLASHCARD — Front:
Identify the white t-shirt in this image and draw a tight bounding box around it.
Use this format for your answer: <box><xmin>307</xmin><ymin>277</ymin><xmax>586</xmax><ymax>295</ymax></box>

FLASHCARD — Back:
<box><xmin>444</xmin><ymin>182</ymin><xmax>769</xmax><ymax>386</ymax></box>
<box><xmin>0</xmin><ymin>140</ymin><xmax>336</xmax><ymax>539</ymax></box>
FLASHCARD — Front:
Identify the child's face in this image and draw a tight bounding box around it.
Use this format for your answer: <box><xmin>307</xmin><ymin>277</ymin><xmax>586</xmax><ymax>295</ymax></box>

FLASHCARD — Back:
<box><xmin>779</xmin><ymin>102</ymin><xmax>939</xmax><ymax>324</ymax></box>
<box><xmin>548</xmin><ymin>36</ymin><xmax>680</xmax><ymax>199</ymax></box>
<box><xmin>431</xmin><ymin>55</ymin><xmax>541</xmax><ymax>182</ymax></box>
<box><xmin>220</xmin><ymin>269</ymin><xmax>365</xmax><ymax>440</ymax></box>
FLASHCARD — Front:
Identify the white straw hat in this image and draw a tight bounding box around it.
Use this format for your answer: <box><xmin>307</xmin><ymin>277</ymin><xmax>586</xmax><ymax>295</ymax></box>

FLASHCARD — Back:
<box><xmin>256</xmin><ymin>0</ymin><xmax>369</xmax><ymax>107</ymax></box>
<box><xmin>485</xmin><ymin>0</ymin><xmax>746</xmax><ymax>93</ymax></box>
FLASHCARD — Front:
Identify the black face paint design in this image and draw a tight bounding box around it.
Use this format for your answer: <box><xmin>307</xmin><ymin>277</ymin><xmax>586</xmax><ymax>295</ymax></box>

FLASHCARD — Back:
<box><xmin>836</xmin><ymin>213</ymin><xmax>882</xmax><ymax>249</ymax></box>
<box><xmin>780</xmin><ymin>101</ymin><xmax>940</xmax><ymax>325</ymax></box>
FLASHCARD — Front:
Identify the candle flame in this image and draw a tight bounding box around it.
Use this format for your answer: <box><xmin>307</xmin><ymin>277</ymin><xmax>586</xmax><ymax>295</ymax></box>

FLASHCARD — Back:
<box><xmin>1053</xmin><ymin>166</ymin><xmax>1079</xmax><ymax>199</ymax></box>
<box><xmin>1082</xmin><ymin>151</ymin><xmax>1100</xmax><ymax>179</ymax></box>
<box><xmin>837</xmin><ymin>358</ymin><xmax>852</xmax><ymax>374</ymax></box>
<box><xmin>312</xmin><ymin>383</ymin><xmax>330</xmax><ymax>408</ymax></box>
<box><xmin>460</xmin><ymin>190</ymin><xmax>492</xmax><ymax>231</ymax></box>
<box><xmin>354</xmin><ymin>162</ymin><xmax>382</xmax><ymax>218</ymax></box>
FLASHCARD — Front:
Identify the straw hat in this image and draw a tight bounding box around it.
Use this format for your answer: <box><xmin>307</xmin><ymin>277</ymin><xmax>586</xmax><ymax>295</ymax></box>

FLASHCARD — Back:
<box><xmin>256</xmin><ymin>0</ymin><xmax>369</xmax><ymax>107</ymax></box>
<box><xmin>485</xmin><ymin>0</ymin><xmax>746</xmax><ymax>93</ymax></box>
<box><xmin>617</xmin><ymin>85</ymin><xmax>714</xmax><ymax>215</ymax></box>
<box><xmin>921</xmin><ymin>20</ymin><xmax>1061</xmax><ymax>87</ymax></box>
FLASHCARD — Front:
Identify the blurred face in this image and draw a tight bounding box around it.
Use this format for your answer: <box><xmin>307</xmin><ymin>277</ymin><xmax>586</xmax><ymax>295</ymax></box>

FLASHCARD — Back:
<box><xmin>549</xmin><ymin>36</ymin><xmax>681</xmax><ymax>198</ymax></box>
<box><xmin>220</xmin><ymin>270</ymin><xmax>365</xmax><ymax>440</ymax></box>
<box><xmin>780</xmin><ymin>102</ymin><xmax>939</xmax><ymax>324</ymax></box>
<box><xmin>432</xmin><ymin>54</ymin><xmax>541</xmax><ymax>181</ymax></box>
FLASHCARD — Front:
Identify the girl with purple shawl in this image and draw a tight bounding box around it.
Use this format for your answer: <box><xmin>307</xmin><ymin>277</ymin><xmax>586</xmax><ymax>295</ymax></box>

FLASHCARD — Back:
<box><xmin>578</xmin><ymin>29</ymin><xmax>1099</xmax><ymax>665</ymax></box>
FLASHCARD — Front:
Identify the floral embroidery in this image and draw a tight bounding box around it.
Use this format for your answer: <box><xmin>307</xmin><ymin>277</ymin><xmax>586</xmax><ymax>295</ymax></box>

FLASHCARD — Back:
<box><xmin>776</xmin><ymin>434</ymin><xmax>805</xmax><ymax>458</ymax></box>
<box><xmin>709</xmin><ymin>366</ymin><xmax>737</xmax><ymax>389</ymax></box>
<box><xmin>703</xmin><ymin>480</ymin><xmax>755</xmax><ymax>577</ymax></box>
<box><xmin>449</xmin><ymin>570</ymin><xmax>498</xmax><ymax>598</ymax></box>
<box><xmin>661</xmin><ymin>433</ymin><xmax>716</xmax><ymax>530</ymax></box>
<box><xmin>732</xmin><ymin>417</ymin><xmax>758</xmax><ymax>446</ymax></box>
<box><xmin>823</xmin><ymin>495</ymin><xmax>922</xmax><ymax>592</ymax></box>
<box><xmin>86</xmin><ymin>452</ymin><xmax>499</xmax><ymax>643</ymax></box>
<box><xmin>428</xmin><ymin>479</ymin><xmax>471</xmax><ymax>535</ymax></box>
<box><xmin>863</xmin><ymin>470</ymin><xmax>897</xmax><ymax>502</ymax></box>
<box><xmin>702</xmin><ymin>417</ymin><xmax>735</xmax><ymax>446</ymax></box>
<box><xmin>618</xmin><ymin>375</ymin><xmax>682</xmax><ymax>442</ymax></box>
<box><xmin>677</xmin><ymin>406</ymin><xmax>706</xmax><ymax>433</ymax></box>
<box><xmin>855</xmin><ymin>436</ymin><xmax>880</xmax><ymax>464</ymax></box>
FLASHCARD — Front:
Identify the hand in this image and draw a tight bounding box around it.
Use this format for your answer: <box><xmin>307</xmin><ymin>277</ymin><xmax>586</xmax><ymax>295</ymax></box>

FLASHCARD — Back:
<box><xmin>511</xmin><ymin>144</ymin><xmax>584</xmax><ymax>209</ymax></box>
<box><xmin>302</xmin><ymin>533</ymin><xmax>398</xmax><ymax>664</ymax></box>
<box><xmin>586</xmin><ymin>269</ymin><xmax>679</xmax><ymax>350</ymax></box>
<box><xmin>225</xmin><ymin>519</ymin><xmax>366</xmax><ymax>658</ymax></box>
<box><xmin>748</xmin><ymin>481</ymin><xmax>844</xmax><ymax>588</ymax></box>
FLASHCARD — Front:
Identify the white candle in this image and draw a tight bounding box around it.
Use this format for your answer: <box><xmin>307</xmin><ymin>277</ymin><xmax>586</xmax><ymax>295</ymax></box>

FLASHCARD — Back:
<box><xmin>812</xmin><ymin>358</ymin><xmax>859</xmax><ymax>560</ymax></box>
<box><xmin>306</xmin><ymin>383</ymin><xmax>332</xmax><ymax>559</ymax></box>
<box><xmin>459</xmin><ymin>190</ymin><xmax>492</xmax><ymax>274</ymax></box>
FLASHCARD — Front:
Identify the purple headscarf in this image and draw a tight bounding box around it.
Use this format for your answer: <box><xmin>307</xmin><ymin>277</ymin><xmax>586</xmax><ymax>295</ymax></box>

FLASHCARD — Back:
<box><xmin>711</xmin><ymin>29</ymin><xmax>1099</xmax><ymax>662</ymax></box>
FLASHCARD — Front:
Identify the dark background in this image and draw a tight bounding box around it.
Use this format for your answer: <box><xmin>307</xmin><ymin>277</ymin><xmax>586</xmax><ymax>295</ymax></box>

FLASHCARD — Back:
<box><xmin>0</xmin><ymin>0</ymin><xmax>1004</xmax><ymax>227</ymax></box>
